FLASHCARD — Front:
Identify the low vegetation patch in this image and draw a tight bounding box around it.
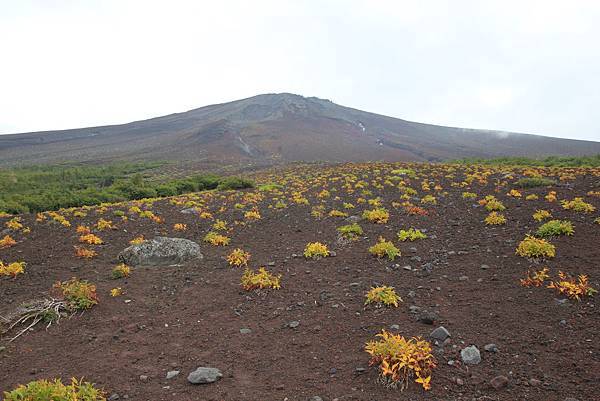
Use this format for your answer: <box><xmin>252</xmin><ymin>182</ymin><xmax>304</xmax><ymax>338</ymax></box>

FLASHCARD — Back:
<box><xmin>304</xmin><ymin>242</ymin><xmax>330</xmax><ymax>259</ymax></box>
<box><xmin>484</xmin><ymin>211</ymin><xmax>506</xmax><ymax>225</ymax></box>
<box><xmin>365</xmin><ymin>286</ymin><xmax>402</xmax><ymax>307</ymax></box>
<box><xmin>3</xmin><ymin>378</ymin><xmax>106</xmax><ymax>401</ymax></box>
<box><xmin>54</xmin><ymin>278</ymin><xmax>98</xmax><ymax>311</ymax></box>
<box><xmin>561</xmin><ymin>197</ymin><xmax>596</xmax><ymax>213</ymax></box>
<box><xmin>241</xmin><ymin>267</ymin><xmax>281</xmax><ymax>291</ymax></box>
<box><xmin>227</xmin><ymin>248</ymin><xmax>251</xmax><ymax>267</ymax></box>
<box><xmin>536</xmin><ymin>220</ymin><xmax>574</xmax><ymax>238</ymax></box>
<box><xmin>397</xmin><ymin>228</ymin><xmax>427</xmax><ymax>241</ymax></box>
<box><xmin>516</xmin><ymin>235</ymin><xmax>555</xmax><ymax>259</ymax></box>
<box><xmin>337</xmin><ymin>223</ymin><xmax>363</xmax><ymax>240</ymax></box>
<box><xmin>369</xmin><ymin>237</ymin><xmax>400</xmax><ymax>260</ymax></box>
<box><xmin>514</xmin><ymin>177</ymin><xmax>556</xmax><ymax>188</ymax></box>
<box><xmin>362</xmin><ymin>208</ymin><xmax>390</xmax><ymax>224</ymax></box>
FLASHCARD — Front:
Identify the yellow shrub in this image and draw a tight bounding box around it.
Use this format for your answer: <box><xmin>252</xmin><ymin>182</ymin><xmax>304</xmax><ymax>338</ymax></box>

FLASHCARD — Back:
<box><xmin>484</xmin><ymin>212</ymin><xmax>506</xmax><ymax>225</ymax></box>
<box><xmin>96</xmin><ymin>218</ymin><xmax>115</xmax><ymax>230</ymax></box>
<box><xmin>304</xmin><ymin>242</ymin><xmax>330</xmax><ymax>259</ymax></box>
<box><xmin>54</xmin><ymin>278</ymin><xmax>98</xmax><ymax>311</ymax></box>
<box><xmin>520</xmin><ymin>267</ymin><xmax>549</xmax><ymax>287</ymax></box>
<box><xmin>76</xmin><ymin>225</ymin><xmax>91</xmax><ymax>235</ymax></box>
<box><xmin>244</xmin><ymin>210</ymin><xmax>261</xmax><ymax>220</ymax></box>
<box><xmin>328</xmin><ymin>209</ymin><xmax>348</xmax><ymax>217</ymax></box>
<box><xmin>362</xmin><ymin>208</ymin><xmax>390</xmax><ymax>224</ymax></box>
<box><xmin>516</xmin><ymin>235</ymin><xmax>555</xmax><ymax>259</ymax></box>
<box><xmin>507</xmin><ymin>189</ymin><xmax>522</xmax><ymax>197</ymax></box>
<box><xmin>203</xmin><ymin>231</ymin><xmax>230</xmax><ymax>246</ymax></box>
<box><xmin>365</xmin><ymin>286</ymin><xmax>402</xmax><ymax>307</ymax></box>
<box><xmin>241</xmin><ymin>267</ymin><xmax>281</xmax><ymax>290</ymax></box>
<box><xmin>365</xmin><ymin>330</ymin><xmax>436</xmax><ymax>391</ymax></box>
<box><xmin>173</xmin><ymin>223</ymin><xmax>187</xmax><ymax>231</ymax></box>
<box><xmin>533</xmin><ymin>210</ymin><xmax>552</xmax><ymax>222</ymax></box>
<box><xmin>74</xmin><ymin>246</ymin><xmax>97</xmax><ymax>259</ymax></box>
<box><xmin>3</xmin><ymin>378</ymin><xmax>106</xmax><ymax>401</ymax></box>
<box><xmin>213</xmin><ymin>219</ymin><xmax>227</xmax><ymax>230</ymax></box>
<box><xmin>79</xmin><ymin>233</ymin><xmax>103</xmax><ymax>245</ymax></box>
<box><xmin>369</xmin><ymin>237</ymin><xmax>400</xmax><ymax>260</ymax></box>
<box><xmin>6</xmin><ymin>217</ymin><xmax>23</xmax><ymax>231</ymax></box>
<box><xmin>0</xmin><ymin>261</ymin><xmax>26</xmax><ymax>278</ymax></box>
<box><xmin>547</xmin><ymin>271</ymin><xmax>597</xmax><ymax>300</ymax></box>
<box><xmin>0</xmin><ymin>235</ymin><xmax>17</xmax><ymax>249</ymax></box>
<box><xmin>397</xmin><ymin>228</ymin><xmax>427</xmax><ymax>241</ymax></box>
<box><xmin>227</xmin><ymin>248</ymin><xmax>251</xmax><ymax>267</ymax></box>
<box><xmin>129</xmin><ymin>235</ymin><xmax>145</xmax><ymax>245</ymax></box>
<box><xmin>561</xmin><ymin>197</ymin><xmax>596</xmax><ymax>213</ymax></box>
<box><xmin>111</xmin><ymin>263</ymin><xmax>131</xmax><ymax>279</ymax></box>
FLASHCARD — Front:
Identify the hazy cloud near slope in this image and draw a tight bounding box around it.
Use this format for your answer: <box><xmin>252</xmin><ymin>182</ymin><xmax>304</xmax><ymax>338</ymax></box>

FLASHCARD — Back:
<box><xmin>1</xmin><ymin>0</ymin><xmax>599</xmax><ymax>141</ymax></box>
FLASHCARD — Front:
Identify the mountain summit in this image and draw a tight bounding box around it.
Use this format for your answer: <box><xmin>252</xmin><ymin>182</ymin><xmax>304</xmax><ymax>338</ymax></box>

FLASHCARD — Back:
<box><xmin>1</xmin><ymin>93</ymin><xmax>599</xmax><ymax>166</ymax></box>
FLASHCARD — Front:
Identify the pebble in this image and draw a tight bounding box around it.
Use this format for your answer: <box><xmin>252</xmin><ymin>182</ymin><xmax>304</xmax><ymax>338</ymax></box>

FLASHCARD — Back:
<box><xmin>389</xmin><ymin>324</ymin><xmax>400</xmax><ymax>330</ymax></box>
<box><xmin>458</xmin><ymin>275</ymin><xmax>469</xmax><ymax>281</ymax></box>
<box><xmin>416</xmin><ymin>310</ymin><xmax>438</xmax><ymax>325</ymax></box>
<box><xmin>529</xmin><ymin>378</ymin><xmax>541</xmax><ymax>386</ymax></box>
<box><xmin>240</xmin><ymin>328</ymin><xmax>252</xmax><ymax>334</ymax></box>
<box><xmin>187</xmin><ymin>367</ymin><xmax>223</xmax><ymax>384</ymax></box>
<box><xmin>480</xmin><ymin>264</ymin><xmax>490</xmax><ymax>270</ymax></box>
<box><xmin>0</xmin><ymin>346</ymin><xmax>5</xmax><ymax>353</ymax></box>
<box><xmin>430</xmin><ymin>326</ymin><xmax>451</xmax><ymax>343</ymax></box>
<box><xmin>355</xmin><ymin>367</ymin><xmax>366</xmax><ymax>374</ymax></box>
<box><xmin>288</xmin><ymin>321</ymin><xmax>300</xmax><ymax>328</ymax></box>
<box><xmin>490</xmin><ymin>375</ymin><xmax>509</xmax><ymax>389</ymax></box>
<box><xmin>461</xmin><ymin>345</ymin><xmax>481</xmax><ymax>365</ymax></box>
<box><xmin>139</xmin><ymin>375</ymin><xmax>148</xmax><ymax>381</ymax></box>
<box><xmin>484</xmin><ymin>343</ymin><xmax>498</xmax><ymax>353</ymax></box>
<box><xmin>166</xmin><ymin>370</ymin><xmax>180</xmax><ymax>379</ymax></box>
<box><xmin>108</xmin><ymin>394</ymin><xmax>120</xmax><ymax>401</ymax></box>
<box><xmin>309</xmin><ymin>397</ymin><xmax>324</xmax><ymax>401</ymax></box>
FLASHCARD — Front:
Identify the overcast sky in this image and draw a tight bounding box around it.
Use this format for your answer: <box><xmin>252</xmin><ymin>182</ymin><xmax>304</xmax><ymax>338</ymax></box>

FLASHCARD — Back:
<box><xmin>1</xmin><ymin>0</ymin><xmax>599</xmax><ymax>141</ymax></box>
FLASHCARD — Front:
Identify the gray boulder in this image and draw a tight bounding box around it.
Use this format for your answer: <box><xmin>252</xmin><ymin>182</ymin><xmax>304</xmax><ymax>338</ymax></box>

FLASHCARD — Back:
<box><xmin>118</xmin><ymin>237</ymin><xmax>202</xmax><ymax>266</ymax></box>
<box><xmin>187</xmin><ymin>367</ymin><xmax>223</xmax><ymax>384</ymax></box>
<box><xmin>461</xmin><ymin>345</ymin><xmax>481</xmax><ymax>365</ymax></box>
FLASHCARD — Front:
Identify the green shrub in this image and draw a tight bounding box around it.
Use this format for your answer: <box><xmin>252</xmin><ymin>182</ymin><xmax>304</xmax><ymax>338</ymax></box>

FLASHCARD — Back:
<box><xmin>3</xmin><ymin>378</ymin><xmax>106</xmax><ymax>401</ymax></box>
<box><xmin>536</xmin><ymin>220</ymin><xmax>574</xmax><ymax>237</ymax></box>
<box><xmin>337</xmin><ymin>223</ymin><xmax>363</xmax><ymax>239</ymax></box>
<box><xmin>397</xmin><ymin>228</ymin><xmax>427</xmax><ymax>241</ymax></box>
<box><xmin>216</xmin><ymin>176</ymin><xmax>254</xmax><ymax>190</ymax></box>
<box><xmin>515</xmin><ymin>177</ymin><xmax>556</xmax><ymax>188</ymax></box>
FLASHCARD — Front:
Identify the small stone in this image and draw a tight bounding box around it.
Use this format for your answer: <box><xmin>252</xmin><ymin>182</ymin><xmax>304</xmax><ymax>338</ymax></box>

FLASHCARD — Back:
<box><xmin>407</xmin><ymin>290</ymin><xmax>416</xmax><ymax>297</ymax></box>
<box><xmin>461</xmin><ymin>345</ymin><xmax>481</xmax><ymax>365</ymax></box>
<box><xmin>416</xmin><ymin>310</ymin><xmax>438</xmax><ymax>325</ymax></box>
<box><xmin>309</xmin><ymin>397</ymin><xmax>324</xmax><ymax>401</ymax></box>
<box><xmin>355</xmin><ymin>367</ymin><xmax>366</xmax><ymax>374</ymax></box>
<box><xmin>389</xmin><ymin>324</ymin><xmax>400</xmax><ymax>330</ymax></box>
<box><xmin>267</xmin><ymin>261</ymin><xmax>276</xmax><ymax>266</ymax></box>
<box><xmin>0</xmin><ymin>346</ymin><xmax>5</xmax><ymax>353</ymax></box>
<box><xmin>529</xmin><ymin>378</ymin><xmax>541</xmax><ymax>386</ymax></box>
<box><xmin>139</xmin><ymin>375</ymin><xmax>148</xmax><ymax>381</ymax></box>
<box><xmin>275</xmin><ymin>384</ymin><xmax>285</xmax><ymax>390</ymax></box>
<box><xmin>240</xmin><ymin>328</ymin><xmax>252</xmax><ymax>334</ymax></box>
<box><xmin>288</xmin><ymin>321</ymin><xmax>300</xmax><ymax>328</ymax></box>
<box><xmin>559</xmin><ymin>319</ymin><xmax>567</xmax><ymax>326</ymax></box>
<box><xmin>108</xmin><ymin>394</ymin><xmax>120</xmax><ymax>401</ymax></box>
<box><xmin>480</xmin><ymin>264</ymin><xmax>490</xmax><ymax>270</ymax></box>
<box><xmin>430</xmin><ymin>326</ymin><xmax>451</xmax><ymax>342</ymax></box>
<box><xmin>329</xmin><ymin>251</ymin><xmax>337</xmax><ymax>257</ymax></box>
<box><xmin>458</xmin><ymin>275</ymin><xmax>469</xmax><ymax>281</ymax></box>
<box><xmin>456</xmin><ymin>377</ymin><xmax>464</xmax><ymax>386</ymax></box>
<box><xmin>484</xmin><ymin>343</ymin><xmax>498</xmax><ymax>353</ymax></box>
<box><xmin>402</xmin><ymin>265</ymin><xmax>412</xmax><ymax>271</ymax></box>
<box><xmin>490</xmin><ymin>375</ymin><xmax>509</xmax><ymax>389</ymax></box>
<box><xmin>187</xmin><ymin>367</ymin><xmax>223</xmax><ymax>384</ymax></box>
<box><xmin>329</xmin><ymin>368</ymin><xmax>337</xmax><ymax>375</ymax></box>
<box><xmin>166</xmin><ymin>370</ymin><xmax>180</xmax><ymax>379</ymax></box>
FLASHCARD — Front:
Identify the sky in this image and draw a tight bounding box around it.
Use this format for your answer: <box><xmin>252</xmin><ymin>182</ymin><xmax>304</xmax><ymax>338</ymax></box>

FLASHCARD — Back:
<box><xmin>1</xmin><ymin>0</ymin><xmax>599</xmax><ymax>141</ymax></box>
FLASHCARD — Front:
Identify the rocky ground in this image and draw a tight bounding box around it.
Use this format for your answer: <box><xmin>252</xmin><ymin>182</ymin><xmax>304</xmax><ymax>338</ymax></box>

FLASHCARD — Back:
<box><xmin>1</xmin><ymin>162</ymin><xmax>599</xmax><ymax>401</ymax></box>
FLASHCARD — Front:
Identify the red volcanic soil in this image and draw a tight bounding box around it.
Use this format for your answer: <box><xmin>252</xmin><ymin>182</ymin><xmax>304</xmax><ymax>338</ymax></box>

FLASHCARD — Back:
<box><xmin>1</xmin><ymin>162</ymin><xmax>599</xmax><ymax>401</ymax></box>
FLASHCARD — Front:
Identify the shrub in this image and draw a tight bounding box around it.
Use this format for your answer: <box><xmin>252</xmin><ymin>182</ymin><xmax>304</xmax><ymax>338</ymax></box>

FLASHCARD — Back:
<box><xmin>74</xmin><ymin>246</ymin><xmax>97</xmax><ymax>259</ymax></box>
<box><xmin>244</xmin><ymin>210</ymin><xmax>261</xmax><ymax>220</ymax></box>
<box><xmin>365</xmin><ymin>330</ymin><xmax>436</xmax><ymax>390</ymax></box>
<box><xmin>525</xmin><ymin>194</ymin><xmax>539</xmax><ymax>200</ymax></box>
<box><xmin>484</xmin><ymin>212</ymin><xmax>506</xmax><ymax>225</ymax></box>
<box><xmin>241</xmin><ymin>267</ymin><xmax>281</xmax><ymax>290</ymax></box>
<box><xmin>54</xmin><ymin>278</ymin><xmax>98</xmax><ymax>311</ymax></box>
<box><xmin>111</xmin><ymin>263</ymin><xmax>131</xmax><ymax>279</ymax></box>
<box><xmin>365</xmin><ymin>286</ymin><xmax>402</xmax><ymax>307</ymax></box>
<box><xmin>595</xmin><ymin>217</ymin><xmax>600</xmax><ymax>225</ymax></box>
<box><xmin>547</xmin><ymin>271</ymin><xmax>597</xmax><ymax>300</ymax></box>
<box><xmin>212</xmin><ymin>219</ymin><xmax>227</xmax><ymax>231</ymax></box>
<box><xmin>561</xmin><ymin>197</ymin><xmax>596</xmax><ymax>213</ymax></box>
<box><xmin>79</xmin><ymin>234</ymin><xmax>103</xmax><ymax>245</ymax></box>
<box><xmin>203</xmin><ymin>231</ymin><xmax>230</xmax><ymax>246</ymax></box>
<box><xmin>0</xmin><ymin>234</ymin><xmax>17</xmax><ymax>249</ymax></box>
<box><xmin>420</xmin><ymin>195</ymin><xmax>436</xmax><ymax>204</ymax></box>
<box><xmin>0</xmin><ymin>261</ymin><xmax>25</xmax><ymax>278</ymax></box>
<box><xmin>173</xmin><ymin>223</ymin><xmax>187</xmax><ymax>231</ymax></box>
<box><xmin>533</xmin><ymin>209</ymin><xmax>552</xmax><ymax>222</ymax></box>
<box><xmin>484</xmin><ymin>198</ymin><xmax>506</xmax><ymax>212</ymax></box>
<box><xmin>462</xmin><ymin>192</ymin><xmax>477</xmax><ymax>199</ymax></box>
<box><xmin>129</xmin><ymin>235</ymin><xmax>145</xmax><ymax>245</ymax></box>
<box><xmin>397</xmin><ymin>228</ymin><xmax>427</xmax><ymax>241</ymax></box>
<box><xmin>516</xmin><ymin>235</ymin><xmax>555</xmax><ymax>259</ymax></box>
<box><xmin>328</xmin><ymin>209</ymin><xmax>348</xmax><ymax>217</ymax></box>
<box><xmin>6</xmin><ymin>217</ymin><xmax>23</xmax><ymax>230</ymax></box>
<box><xmin>515</xmin><ymin>177</ymin><xmax>555</xmax><ymax>188</ymax></box>
<box><xmin>507</xmin><ymin>189</ymin><xmax>522</xmax><ymax>197</ymax></box>
<box><xmin>3</xmin><ymin>378</ymin><xmax>106</xmax><ymax>401</ymax></box>
<box><xmin>96</xmin><ymin>219</ymin><xmax>114</xmax><ymax>230</ymax></box>
<box><xmin>227</xmin><ymin>248</ymin><xmax>251</xmax><ymax>267</ymax></box>
<box><xmin>362</xmin><ymin>208</ymin><xmax>390</xmax><ymax>224</ymax></box>
<box><xmin>110</xmin><ymin>287</ymin><xmax>123</xmax><ymax>297</ymax></box>
<box><xmin>520</xmin><ymin>267</ymin><xmax>550</xmax><ymax>287</ymax></box>
<box><xmin>337</xmin><ymin>223</ymin><xmax>363</xmax><ymax>239</ymax></box>
<box><xmin>369</xmin><ymin>238</ymin><xmax>400</xmax><ymax>260</ymax></box>
<box><xmin>304</xmin><ymin>242</ymin><xmax>330</xmax><ymax>259</ymax></box>
<box><xmin>536</xmin><ymin>220</ymin><xmax>574</xmax><ymax>238</ymax></box>
<box><xmin>217</xmin><ymin>176</ymin><xmax>254</xmax><ymax>190</ymax></box>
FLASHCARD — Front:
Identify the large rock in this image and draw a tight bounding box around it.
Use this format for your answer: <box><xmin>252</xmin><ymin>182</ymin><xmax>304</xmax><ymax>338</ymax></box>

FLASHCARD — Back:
<box><xmin>187</xmin><ymin>367</ymin><xmax>223</xmax><ymax>384</ymax></box>
<box><xmin>461</xmin><ymin>345</ymin><xmax>481</xmax><ymax>365</ymax></box>
<box><xmin>118</xmin><ymin>237</ymin><xmax>203</xmax><ymax>266</ymax></box>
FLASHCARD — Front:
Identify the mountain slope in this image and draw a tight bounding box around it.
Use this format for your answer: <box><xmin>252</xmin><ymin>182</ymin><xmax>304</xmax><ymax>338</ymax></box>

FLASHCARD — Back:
<box><xmin>1</xmin><ymin>93</ymin><xmax>599</xmax><ymax>166</ymax></box>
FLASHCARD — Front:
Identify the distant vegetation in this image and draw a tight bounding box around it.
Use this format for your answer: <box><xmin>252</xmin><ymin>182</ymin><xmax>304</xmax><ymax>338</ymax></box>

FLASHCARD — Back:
<box><xmin>453</xmin><ymin>154</ymin><xmax>600</xmax><ymax>167</ymax></box>
<box><xmin>0</xmin><ymin>163</ymin><xmax>253</xmax><ymax>214</ymax></box>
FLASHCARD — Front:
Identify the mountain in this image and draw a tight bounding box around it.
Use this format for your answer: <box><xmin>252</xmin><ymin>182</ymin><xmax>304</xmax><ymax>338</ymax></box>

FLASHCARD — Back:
<box><xmin>1</xmin><ymin>93</ymin><xmax>599</xmax><ymax>167</ymax></box>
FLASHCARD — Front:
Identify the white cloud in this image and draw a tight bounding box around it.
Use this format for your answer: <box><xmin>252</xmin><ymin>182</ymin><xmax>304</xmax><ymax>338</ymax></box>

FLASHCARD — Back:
<box><xmin>0</xmin><ymin>0</ymin><xmax>599</xmax><ymax>141</ymax></box>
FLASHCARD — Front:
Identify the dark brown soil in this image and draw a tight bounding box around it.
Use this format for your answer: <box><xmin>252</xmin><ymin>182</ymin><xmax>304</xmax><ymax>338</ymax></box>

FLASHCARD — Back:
<box><xmin>1</xmin><ymin>162</ymin><xmax>599</xmax><ymax>401</ymax></box>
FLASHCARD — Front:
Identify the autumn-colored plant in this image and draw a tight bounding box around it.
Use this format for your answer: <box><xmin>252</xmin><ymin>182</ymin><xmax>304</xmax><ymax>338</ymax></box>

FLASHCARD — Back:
<box><xmin>405</xmin><ymin>205</ymin><xmax>428</xmax><ymax>216</ymax></box>
<box><xmin>213</xmin><ymin>219</ymin><xmax>227</xmax><ymax>230</ymax></box>
<box><xmin>244</xmin><ymin>210</ymin><xmax>261</xmax><ymax>220</ymax></box>
<box><xmin>462</xmin><ymin>192</ymin><xmax>477</xmax><ymax>199</ymax></box>
<box><xmin>369</xmin><ymin>237</ymin><xmax>401</xmax><ymax>260</ymax></box>
<box><xmin>397</xmin><ymin>228</ymin><xmax>427</xmax><ymax>241</ymax></box>
<box><xmin>79</xmin><ymin>233</ymin><xmax>103</xmax><ymax>245</ymax></box>
<box><xmin>545</xmin><ymin>191</ymin><xmax>557</xmax><ymax>202</ymax></box>
<box><xmin>6</xmin><ymin>217</ymin><xmax>23</xmax><ymax>231</ymax></box>
<box><xmin>365</xmin><ymin>330</ymin><xmax>436</xmax><ymax>391</ymax></box>
<box><xmin>561</xmin><ymin>197</ymin><xmax>596</xmax><ymax>213</ymax></box>
<box><xmin>76</xmin><ymin>225</ymin><xmax>91</xmax><ymax>235</ymax></box>
<box><xmin>507</xmin><ymin>189</ymin><xmax>522</xmax><ymax>197</ymax></box>
<box><xmin>54</xmin><ymin>278</ymin><xmax>98</xmax><ymax>311</ymax></box>
<box><xmin>365</xmin><ymin>286</ymin><xmax>402</xmax><ymax>307</ymax></box>
<box><xmin>304</xmin><ymin>242</ymin><xmax>330</xmax><ymax>259</ymax></box>
<box><xmin>328</xmin><ymin>209</ymin><xmax>348</xmax><ymax>217</ymax></box>
<box><xmin>520</xmin><ymin>267</ymin><xmax>550</xmax><ymax>287</ymax></box>
<box><xmin>74</xmin><ymin>246</ymin><xmax>97</xmax><ymax>259</ymax></box>
<box><xmin>96</xmin><ymin>218</ymin><xmax>115</xmax><ymax>230</ymax></box>
<box><xmin>111</xmin><ymin>263</ymin><xmax>131</xmax><ymax>279</ymax></box>
<box><xmin>241</xmin><ymin>267</ymin><xmax>281</xmax><ymax>291</ymax></box>
<box><xmin>3</xmin><ymin>378</ymin><xmax>106</xmax><ymax>401</ymax></box>
<box><xmin>110</xmin><ymin>287</ymin><xmax>123</xmax><ymax>297</ymax></box>
<box><xmin>227</xmin><ymin>248</ymin><xmax>251</xmax><ymax>267</ymax></box>
<box><xmin>484</xmin><ymin>211</ymin><xmax>506</xmax><ymax>225</ymax></box>
<box><xmin>484</xmin><ymin>197</ymin><xmax>506</xmax><ymax>212</ymax></box>
<box><xmin>420</xmin><ymin>195</ymin><xmax>436</xmax><ymax>204</ymax></box>
<box><xmin>173</xmin><ymin>223</ymin><xmax>187</xmax><ymax>231</ymax></box>
<box><xmin>0</xmin><ymin>261</ymin><xmax>26</xmax><ymax>278</ymax></box>
<box><xmin>362</xmin><ymin>208</ymin><xmax>390</xmax><ymax>224</ymax></box>
<box><xmin>547</xmin><ymin>271</ymin><xmax>597</xmax><ymax>300</ymax></box>
<box><xmin>203</xmin><ymin>231</ymin><xmax>230</xmax><ymax>246</ymax></box>
<box><xmin>515</xmin><ymin>235</ymin><xmax>555</xmax><ymax>259</ymax></box>
<box><xmin>0</xmin><ymin>234</ymin><xmax>17</xmax><ymax>249</ymax></box>
<box><xmin>337</xmin><ymin>223</ymin><xmax>363</xmax><ymax>240</ymax></box>
<box><xmin>533</xmin><ymin>209</ymin><xmax>552</xmax><ymax>222</ymax></box>
<box><xmin>129</xmin><ymin>235</ymin><xmax>145</xmax><ymax>245</ymax></box>
<box><xmin>536</xmin><ymin>220</ymin><xmax>574</xmax><ymax>238</ymax></box>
